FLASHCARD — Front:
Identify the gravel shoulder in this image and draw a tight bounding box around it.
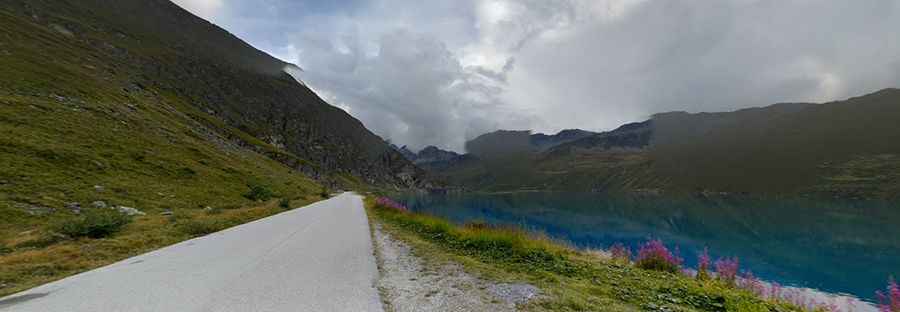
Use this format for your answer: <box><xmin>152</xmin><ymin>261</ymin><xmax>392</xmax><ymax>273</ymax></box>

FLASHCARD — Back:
<box><xmin>371</xmin><ymin>223</ymin><xmax>539</xmax><ymax>312</ymax></box>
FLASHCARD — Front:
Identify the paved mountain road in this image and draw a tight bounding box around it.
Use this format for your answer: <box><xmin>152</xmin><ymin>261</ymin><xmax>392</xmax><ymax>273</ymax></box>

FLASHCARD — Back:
<box><xmin>0</xmin><ymin>193</ymin><xmax>384</xmax><ymax>312</ymax></box>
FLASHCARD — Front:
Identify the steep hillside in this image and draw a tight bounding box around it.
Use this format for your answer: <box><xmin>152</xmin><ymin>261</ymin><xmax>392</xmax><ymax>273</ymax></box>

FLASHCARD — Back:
<box><xmin>428</xmin><ymin>89</ymin><xmax>900</xmax><ymax>199</ymax></box>
<box><xmin>648</xmin><ymin>89</ymin><xmax>900</xmax><ymax>197</ymax></box>
<box><xmin>0</xmin><ymin>0</ymin><xmax>424</xmax><ymax>296</ymax></box>
<box><xmin>465</xmin><ymin>130</ymin><xmax>533</xmax><ymax>160</ymax></box>
<box><xmin>1</xmin><ymin>0</ymin><xmax>426</xmax><ymax>189</ymax></box>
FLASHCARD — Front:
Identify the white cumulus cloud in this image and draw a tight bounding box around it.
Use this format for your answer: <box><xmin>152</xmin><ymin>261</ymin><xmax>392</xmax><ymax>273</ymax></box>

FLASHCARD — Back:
<box><xmin>171</xmin><ymin>0</ymin><xmax>226</xmax><ymax>22</ymax></box>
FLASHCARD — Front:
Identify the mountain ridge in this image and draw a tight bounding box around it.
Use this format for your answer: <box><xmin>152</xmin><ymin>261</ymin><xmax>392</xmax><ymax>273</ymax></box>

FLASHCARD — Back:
<box><xmin>422</xmin><ymin>88</ymin><xmax>900</xmax><ymax>199</ymax></box>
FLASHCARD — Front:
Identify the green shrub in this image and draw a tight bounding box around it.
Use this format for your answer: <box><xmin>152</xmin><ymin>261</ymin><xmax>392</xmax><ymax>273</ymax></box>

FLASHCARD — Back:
<box><xmin>319</xmin><ymin>188</ymin><xmax>330</xmax><ymax>199</ymax></box>
<box><xmin>279</xmin><ymin>198</ymin><xmax>291</xmax><ymax>209</ymax></box>
<box><xmin>176</xmin><ymin>167</ymin><xmax>197</xmax><ymax>178</ymax></box>
<box><xmin>52</xmin><ymin>209</ymin><xmax>132</xmax><ymax>239</ymax></box>
<box><xmin>243</xmin><ymin>183</ymin><xmax>274</xmax><ymax>201</ymax></box>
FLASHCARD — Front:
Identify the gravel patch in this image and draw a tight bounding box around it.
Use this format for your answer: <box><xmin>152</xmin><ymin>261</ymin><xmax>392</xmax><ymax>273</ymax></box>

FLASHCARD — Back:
<box><xmin>487</xmin><ymin>283</ymin><xmax>540</xmax><ymax>305</ymax></box>
<box><xmin>372</xmin><ymin>223</ymin><xmax>538</xmax><ymax>312</ymax></box>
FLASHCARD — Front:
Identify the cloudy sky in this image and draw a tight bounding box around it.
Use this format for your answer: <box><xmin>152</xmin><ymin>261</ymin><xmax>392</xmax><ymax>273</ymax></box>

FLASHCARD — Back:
<box><xmin>172</xmin><ymin>0</ymin><xmax>900</xmax><ymax>152</ymax></box>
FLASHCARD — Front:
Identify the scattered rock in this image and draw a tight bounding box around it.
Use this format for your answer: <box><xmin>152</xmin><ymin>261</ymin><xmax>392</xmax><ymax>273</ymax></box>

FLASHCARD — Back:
<box><xmin>94</xmin><ymin>185</ymin><xmax>105</xmax><ymax>192</ymax></box>
<box><xmin>160</xmin><ymin>210</ymin><xmax>173</xmax><ymax>216</ymax></box>
<box><xmin>123</xmin><ymin>82</ymin><xmax>144</xmax><ymax>93</ymax></box>
<box><xmin>49</xmin><ymin>24</ymin><xmax>74</xmax><ymax>37</ymax></box>
<box><xmin>50</xmin><ymin>94</ymin><xmax>67</xmax><ymax>102</ymax></box>
<box><xmin>91</xmin><ymin>201</ymin><xmax>107</xmax><ymax>209</ymax></box>
<box><xmin>65</xmin><ymin>202</ymin><xmax>82</xmax><ymax>214</ymax></box>
<box><xmin>642</xmin><ymin>302</ymin><xmax>675</xmax><ymax>312</ymax></box>
<box><xmin>114</xmin><ymin>206</ymin><xmax>145</xmax><ymax>216</ymax></box>
<box><xmin>487</xmin><ymin>283</ymin><xmax>540</xmax><ymax>305</ymax></box>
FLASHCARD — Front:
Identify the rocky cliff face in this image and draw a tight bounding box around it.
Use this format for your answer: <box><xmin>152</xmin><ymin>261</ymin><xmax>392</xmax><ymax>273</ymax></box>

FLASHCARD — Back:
<box><xmin>2</xmin><ymin>0</ymin><xmax>428</xmax><ymax>188</ymax></box>
<box><xmin>545</xmin><ymin>121</ymin><xmax>653</xmax><ymax>156</ymax></box>
<box><xmin>414</xmin><ymin>146</ymin><xmax>462</xmax><ymax>165</ymax></box>
<box><xmin>530</xmin><ymin>129</ymin><xmax>597</xmax><ymax>151</ymax></box>
<box><xmin>466</xmin><ymin>129</ymin><xmax>599</xmax><ymax>157</ymax></box>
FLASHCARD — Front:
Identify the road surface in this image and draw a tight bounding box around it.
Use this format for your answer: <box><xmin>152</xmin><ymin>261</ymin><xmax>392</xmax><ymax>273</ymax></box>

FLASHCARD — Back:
<box><xmin>0</xmin><ymin>192</ymin><xmax>384</xmax><ymax>312</ymax></box>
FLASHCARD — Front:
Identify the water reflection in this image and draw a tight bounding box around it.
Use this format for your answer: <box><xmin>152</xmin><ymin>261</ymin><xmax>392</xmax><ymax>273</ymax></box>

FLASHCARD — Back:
<box><xmin>396</xmin><ymin>192</ymin><xmax>900</xmax><ymax>303</ymax></box>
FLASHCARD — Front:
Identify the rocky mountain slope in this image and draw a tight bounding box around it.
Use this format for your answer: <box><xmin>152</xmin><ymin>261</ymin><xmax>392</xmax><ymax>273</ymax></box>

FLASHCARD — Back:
<box><xmin>530</xmin><ymin>129</ymin><xmax>596</xmax><ymax>151</ymax></box>
<box><xmin>426</xmin><ymin>89</ymin><xmax>900</xmax><ymax>199</ymax></box>
<box><xmin>465</xmin><ymin>129</ymin><xmax>597</xmax><ymax>158</ymax></box>
<box><xmin>0</xmin><ymin>0</ymin><xmax>426</xmax><ymax>189</ymax></box>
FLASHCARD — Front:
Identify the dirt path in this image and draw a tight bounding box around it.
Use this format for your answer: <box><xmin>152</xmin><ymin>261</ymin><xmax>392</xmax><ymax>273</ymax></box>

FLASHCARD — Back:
<box><xmin>371</xmin><ymin>223</ymin><xmax>539</xmax><ymax>312</ymax></box>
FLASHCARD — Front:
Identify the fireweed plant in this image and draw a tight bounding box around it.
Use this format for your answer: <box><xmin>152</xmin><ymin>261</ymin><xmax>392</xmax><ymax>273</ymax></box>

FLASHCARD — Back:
<box><xmin>375</xmin><ymin>197</ymin><xmax>408</xmax><ymax>211</ymax></box>
<box><xmin>635</xmin><ymin>239</ymin><xmax>683</xmax><ymax>273</ymax></box>
<box><xmin>609</xmin><ymin>242</ymin><xmax>632</xmax><ymax>262</ymax></box>
<box><xmin>697</xmin><ymin>247</ymin><xmax>711</xmax><ymax>280</ymax></box>
<box><xmin>877</xmin><ymin>278</ymin><xmax>900</xmax><ymax>312</ymax></box>
<box><xmin>715</xmin><ymin>257</ymin><xmax>741</xmax><ymax>286</ymax></box>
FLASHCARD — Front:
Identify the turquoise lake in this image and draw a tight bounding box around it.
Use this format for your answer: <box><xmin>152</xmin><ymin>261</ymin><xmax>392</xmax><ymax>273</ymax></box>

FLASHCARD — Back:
<box><xmin>395</xmin><ymin>192</ymin><xmax>900</xmax><ymax>303</ymax></box>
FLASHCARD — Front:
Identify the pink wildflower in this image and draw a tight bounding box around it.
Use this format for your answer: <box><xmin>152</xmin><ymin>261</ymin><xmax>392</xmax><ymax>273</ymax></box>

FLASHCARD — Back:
<box><xmin>714</xmin><ymin>257</ymin><xmax>739</xmax><ymax>285</ymax></box>
<box><xmin>635</xmin><ymin>239</ymin><xmax>682</xmax><ymax>273</ymax></box>
<box><xmin>697</xmin><ymin>247</ymin><xmax>711</xmax><ymax>280</ymax></box>
<box><xmin>877</xmin><ymin>278</ymin><xmax>900</xmax><ymax>312</ymax></box>
<box><xmin>375</xmin><ymin>197</ymin><xmax>408</xmax><ymax>211</ymax></box>
<box><xmin>738</xmin><ymin>271</ymin><xmax>765</xmax><ymax>297</ymax></box>
<box><xmin>609</xmin><ymin>242</ymin><xmax>632</xmax><ymax>262</ymax></box>
<box><xmin>769</xmin><ymin>282</ymin><xmax>783</xmax><ymax>301</ymax></box>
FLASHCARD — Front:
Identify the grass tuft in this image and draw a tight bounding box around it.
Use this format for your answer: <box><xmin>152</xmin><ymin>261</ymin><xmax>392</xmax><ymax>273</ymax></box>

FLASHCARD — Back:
<box><xmin>51</xmin><ymin>209</ymin><xmax>132</xmax><ymax>239</ymax></box>
<box><xmin>243</xmin><ymin>183</ymin><xmax>275</xmax><ymax>201</ymax></box>
<box><xmin>176</xmin><ymin>219</ymin><xmax>228</xmax><ymax>237</ymax></box>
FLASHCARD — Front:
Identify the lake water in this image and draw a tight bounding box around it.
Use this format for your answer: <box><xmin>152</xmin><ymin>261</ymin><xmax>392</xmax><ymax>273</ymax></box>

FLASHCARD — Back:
<box><xmin>394</xmin><ymin>192</ymin><xmax>899</xmax><ymax>306</ymax></box>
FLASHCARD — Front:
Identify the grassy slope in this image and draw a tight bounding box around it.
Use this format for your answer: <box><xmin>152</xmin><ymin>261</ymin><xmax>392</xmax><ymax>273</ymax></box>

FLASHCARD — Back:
<box><xmin>0</xmin><ymin>8</ymin><xmax>326</xmax><ymax>296</ymax></box>
<box><xmin>2</xmin><ymin>0</ymin><xmax>427</xmax><ymax>189</ymax></box>
<box><xmin>650</xmin><ymin>90</ymin><xmax>900</xmax><ymax>198</ymax></box>
<box><xmin>368</xmin><ymin>200</ymin><xmax>814</xmax><ymax>312</ymax></box>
